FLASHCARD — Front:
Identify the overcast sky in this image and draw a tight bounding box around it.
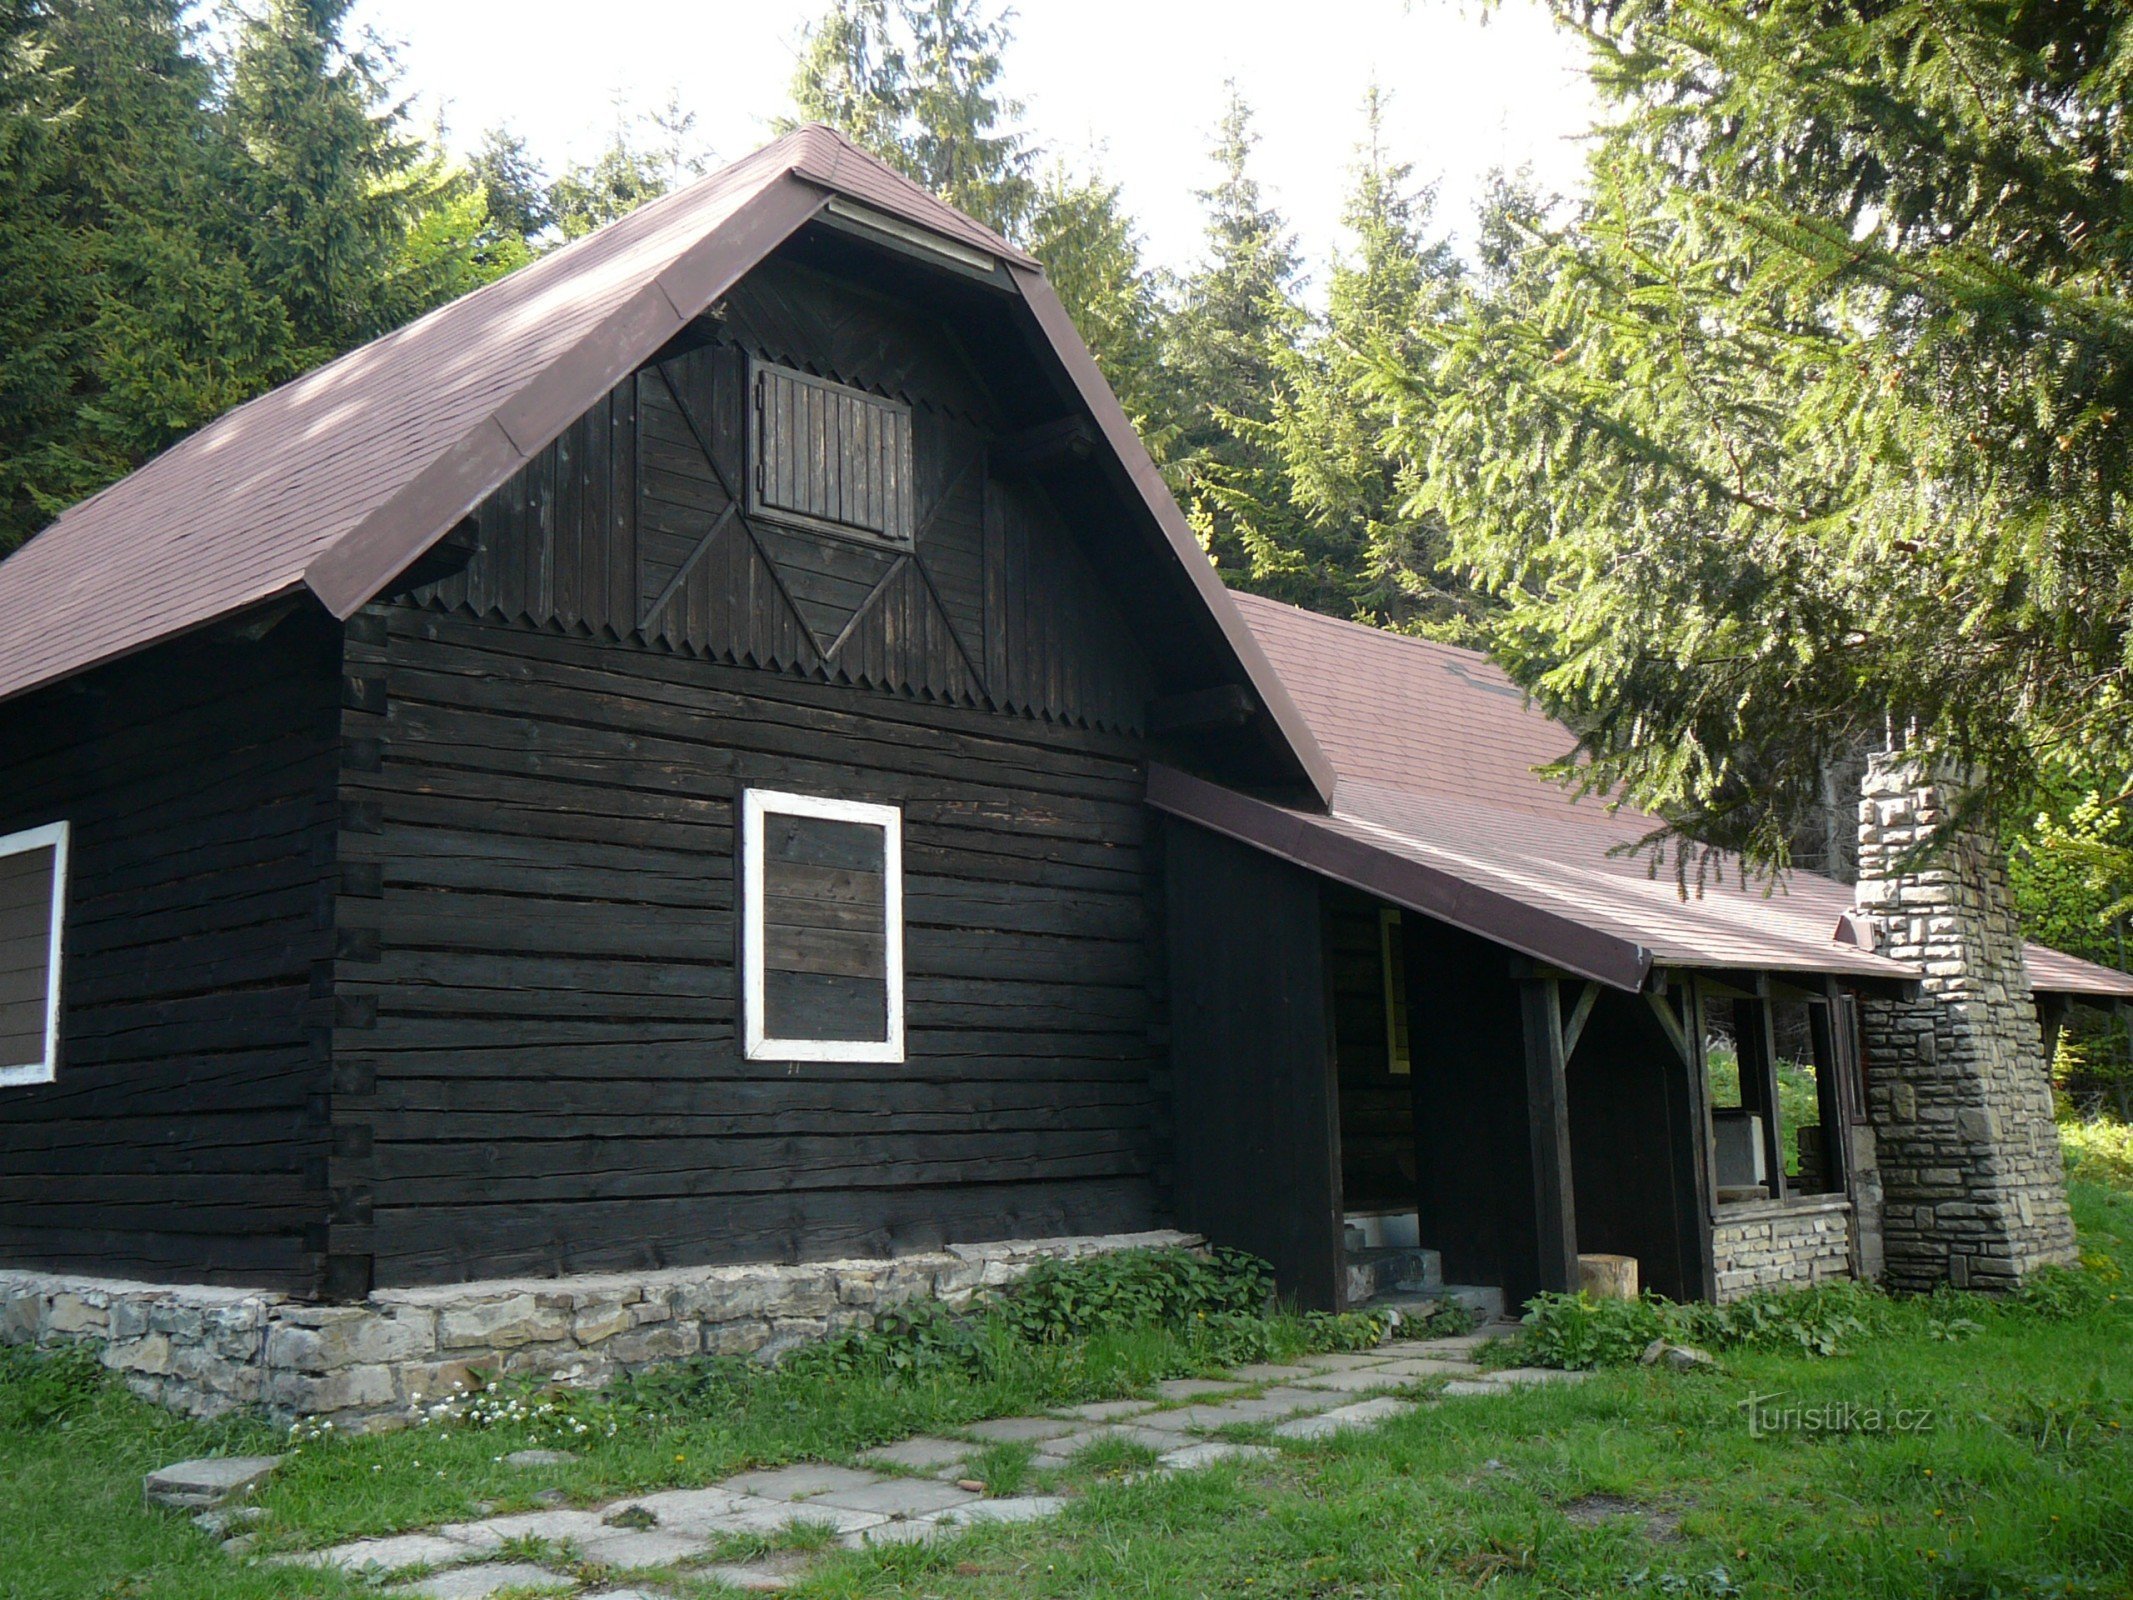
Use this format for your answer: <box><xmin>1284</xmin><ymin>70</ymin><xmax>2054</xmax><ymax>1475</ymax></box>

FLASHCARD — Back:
<box><xmin>348</xmin><ymin>0</ymin><xmax>1599</xmax><ymax>285</ymax></box>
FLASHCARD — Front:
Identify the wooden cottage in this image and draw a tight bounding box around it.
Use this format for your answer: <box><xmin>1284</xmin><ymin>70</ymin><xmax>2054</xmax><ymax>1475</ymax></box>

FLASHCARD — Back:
<box><xmin>0</xmin><ymin>130</ymin><xmax>2127</xmax><ymax>1400</ymax></box>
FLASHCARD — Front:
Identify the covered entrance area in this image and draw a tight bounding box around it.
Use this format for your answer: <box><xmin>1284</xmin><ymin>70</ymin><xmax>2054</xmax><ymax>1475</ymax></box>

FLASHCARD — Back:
<box><xmin>1153</xmin><ymin>766</ymin><xmax>1912</xmax><ymax>1316</ymax></box>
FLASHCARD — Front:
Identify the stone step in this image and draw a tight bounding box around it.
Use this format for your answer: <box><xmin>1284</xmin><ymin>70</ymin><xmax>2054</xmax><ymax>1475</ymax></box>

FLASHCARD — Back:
<box><xmin>1363</xmin><ymin>1283</ymin><xmax>1506</xmax><ymax>1328</ymax></box>
<box><xmin>1342</xmin><ymin>1246</ymin><xmax>1442</xmax><ymax>1304</ymax></box>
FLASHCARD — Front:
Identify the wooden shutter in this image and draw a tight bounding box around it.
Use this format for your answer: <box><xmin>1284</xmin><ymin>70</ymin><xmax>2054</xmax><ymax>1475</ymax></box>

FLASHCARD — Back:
<box><xmin>750</xmin><ymin>361</ymin><xmax>914</xmax><ymax>546</ymax></box>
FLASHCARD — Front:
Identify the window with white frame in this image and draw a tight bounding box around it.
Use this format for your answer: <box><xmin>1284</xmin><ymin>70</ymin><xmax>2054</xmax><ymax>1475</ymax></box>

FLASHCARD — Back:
<box><xmin>741</xmin><ymin>790</ymin><xmax>904</xmax><ymax>1062</ymax></box>
<box><xmin>0</xmin><ymin>821</ymin><xmax>68</xmax><ymax>1088</ymax></box>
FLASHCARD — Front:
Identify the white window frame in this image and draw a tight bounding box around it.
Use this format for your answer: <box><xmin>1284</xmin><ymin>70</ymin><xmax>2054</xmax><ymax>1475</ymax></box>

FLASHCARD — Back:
<box><xmin>741</xmin><ymin>789</ymin><xmax>904</xmax><ymax>1063</ymax></box>
<box><xmin>0</xmin><ymin>819</ymin><xmax>68</xmax><ymax>1088</ymax></box>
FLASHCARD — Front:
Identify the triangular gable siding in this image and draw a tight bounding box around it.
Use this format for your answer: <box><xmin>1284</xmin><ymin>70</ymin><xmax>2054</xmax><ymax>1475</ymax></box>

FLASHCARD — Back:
<box><xmin>411</xmin><ymin>256</ymin><xmax>1152</xmax><ymax>734</ymax></box>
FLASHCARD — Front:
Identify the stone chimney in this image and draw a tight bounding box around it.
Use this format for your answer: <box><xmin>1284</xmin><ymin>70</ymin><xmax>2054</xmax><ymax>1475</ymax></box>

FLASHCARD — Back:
<box><xmin>1853</xmin><ymin>753</ymin><xmax>2076</xmax><ymax>1291</ymax></box>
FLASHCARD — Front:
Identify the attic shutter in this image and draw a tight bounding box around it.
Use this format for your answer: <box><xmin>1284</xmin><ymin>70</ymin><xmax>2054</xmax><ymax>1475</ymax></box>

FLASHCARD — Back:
<box><xmin>750</xmin><ymin>361</ymin><xmax>914</xmax><ymax>546</ymax></box>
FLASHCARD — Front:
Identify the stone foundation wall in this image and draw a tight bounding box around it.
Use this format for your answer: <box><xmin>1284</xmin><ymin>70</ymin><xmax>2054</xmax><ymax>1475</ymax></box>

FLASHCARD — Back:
<box><xmin>1710</xmin><ymin>1199</ymin><xmax>1854</xmax><ymax>1301</ymax></box>
<box><xmin>0</xmin><ymin>1229</ymin><xmax>1195</xmax><ymax>1427</ymax></box>
<box><xmin>1855</xmin><ymin>756</ymin><xmax>2076</xmax><ymax>1292</ymax></box>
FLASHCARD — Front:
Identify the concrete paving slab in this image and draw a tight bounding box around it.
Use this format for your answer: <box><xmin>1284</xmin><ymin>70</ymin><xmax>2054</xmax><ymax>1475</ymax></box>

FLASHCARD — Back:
<box><xmin>858</xmin><ymin>1436</ymin><xmax>974</xmax><ymax>1472</ymax></box>
<box><xmin>1271</xmin><ymin>1397</ymin><xmax>1416</xmax><ymax>1440</ymax></box>
<box><xmin>1373</xmin><ymin>1358</ymin><xmax>1478</xmax><ymax>1379</ymax></box>
<box><xmin>1121</xmin><ymin>1406</ymin><xmax>1204</xmax><ymax>1432</ymax></box>
<box><xmin>960</xmin><ymin>1416</ymin><xmax>1076</xmax><ymax>1444</ymax></box>
<box><xmin>932</xmin><ymin>1495</ymin><xmax>1068</xmax><ymax>1526</ymax></box>
<box><xmin>842</xmin><ymin>1517</ymin><xmax>956</xmax><ymax>1547</ymax></box>
<box><xmin>1320</xmin><ymin>1398</ymin><xmax>1416</xmax><ymax>1424</ymax></box>
<box><xmin>623</xmin><ymin>1486</ymin><xmax>746</xmax><ymax>1533</ymax></box>
<box><xmin>143</xmin><ymin>1455</ymin><xmax>282</xmax><ymax>1511</ymax></box>
<box><xmin>1293</xmin><ymin>1351</ymin><xmax>1395</xmax><ymax>1372</ymax></box>
<box><xmin>1052</xmin><ymin>1398</ymin><xmax>1154</xmax><ymax>1422</ymax></box>
<box><xmin>709</xmin><ymin>1495</ymin><xmax>888</xmax><ymax>1536</ymax></box>
<box><xmin>577</xmin><ymin>1526</ymin><xmax>709</xmax><ymax>1568</ymax></box>
<box><xmin>1227</xmin><ymin>1362</ymin><xmax>1318</xmax><ymax>1382</ymax></box>
<box><xmin>1168</xmin><ymin>1399</ymin><xmax>1296</xmax><ymax>1425</ymax></box>
<box><xmin>721</xmin><ymin>1463</ymin><xmax>884</xmax><ymax>1501</ymax></box>
<box><xmin>1152</xmin><ymin>1378</ymin><xmax>1242</xmax><ymax>1400</ymax></box>
<box><xmin>301</xmin><ymin>1532</ymin><xmax>474</xmax><ymax>1573</ymax></box>
<box><xmin>1293</xmin><ymin>1367</ymin><xmax>1406</xmax><ymax>1394</ymax></box>
<box><xmin>1492</xmin><ymin>1366</ymin><xmax>1591</xmax><ymax>1385</ymax></box>
<box><xmin>582</xmin><ymin>1590</ymin><xmax>672</xmax><ymax>1600</ymax></box>
<box><xmin>1381</xmin><ymin>1333</ymin><xmax>1494</xmax><ymax>1356</ymax></box>
<box><xmin>389</xmin><ymin>1564</ymin><xmax>576</xmax><ymax>1599</ymax></box>
<box><xmin>1441</xmin><ymin>1379</ymin><xmax>1513</xmax><ymax>1397</ymax></box>
<box><xmin>1159</xmin><ymin>1442</ymin><xmax>1279</xmax><ymax>1470</ymax></box>
<box><xmin>455</xmin><ymin>1508</ymin><xmax>608</xmax><ymax>1545</ymax></box>
<box><xmin>1183</xmin><ymin>1389</ymin><xmax>1332</xmax><ymax>1428</ymax></box>
<box><xmin>811</xmin><ymin>1477</ymin><xmax>978</xmax><ymax>1518</ymax></box>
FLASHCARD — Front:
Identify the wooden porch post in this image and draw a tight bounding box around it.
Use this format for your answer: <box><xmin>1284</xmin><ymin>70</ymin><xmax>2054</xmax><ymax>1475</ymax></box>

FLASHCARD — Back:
<box><xmin>1736</xmin><ymin>996</ymin><xmax>1789</xmax><ymax>1201</ymax></box>
<box><xmin>1519</xmin><ymin>971</ymin><xmax>1580</xmax><ymax>1293</ymax></box>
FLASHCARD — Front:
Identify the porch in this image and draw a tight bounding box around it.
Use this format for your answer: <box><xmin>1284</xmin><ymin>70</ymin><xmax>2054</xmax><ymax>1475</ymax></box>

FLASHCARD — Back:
<box><xmin>1161</xmin><ymin>817</ymin><xmax>1888</xmax><ymax>1316</ymax></box>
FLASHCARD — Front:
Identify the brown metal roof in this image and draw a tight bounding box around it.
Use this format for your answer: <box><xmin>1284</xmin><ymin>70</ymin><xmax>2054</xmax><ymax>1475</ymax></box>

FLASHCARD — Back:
<box><xmin>0</xmin><ymin>127</ymin><xmax>1331</xmax><ymax>803</ymax></box>
<box><xmin>1164</xmin><ymin>593</ymin><xmax>2133</xmax><ymax>1000</ymax></box>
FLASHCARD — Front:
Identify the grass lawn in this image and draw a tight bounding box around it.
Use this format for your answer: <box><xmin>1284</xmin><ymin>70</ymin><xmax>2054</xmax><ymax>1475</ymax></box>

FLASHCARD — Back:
<box><xmin>7</xmin><ymin>1184</ymin><xmax>2133</xmax><ymax>1600</ymax></box>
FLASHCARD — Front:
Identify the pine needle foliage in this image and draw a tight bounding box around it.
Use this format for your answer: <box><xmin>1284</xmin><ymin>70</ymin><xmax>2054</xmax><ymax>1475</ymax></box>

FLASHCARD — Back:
<box><xmin>1407</xmin><ymin>0</ymin><xmax>2133</xmax><ymax>873</ymax></box>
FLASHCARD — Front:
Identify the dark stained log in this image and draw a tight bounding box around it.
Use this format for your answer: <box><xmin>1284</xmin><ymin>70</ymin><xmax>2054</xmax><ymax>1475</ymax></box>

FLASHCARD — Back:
<box><xmin>344</xmin><ymin>602</ymin><xmax>1166</xmax><ymax>1286</ymax></box>
<box><xmin>1165</xmin><ymin>820</ymin><xmax>1342</xmax><ymax>1311</ymax></box>
<box><xmin>1519</xmin><ymin>971</ymin><xmax>1581</xmax><ymax>1295</ymax></box>
<box><xmin>1405</xmin><ymin>918</ymin><xmax>1562</xmax><ymax>1310</ymax></box>
<box><xmin>0</xmin><ymin>613</ymin><xmax>342</xmax><ymax>1291</ymax></box>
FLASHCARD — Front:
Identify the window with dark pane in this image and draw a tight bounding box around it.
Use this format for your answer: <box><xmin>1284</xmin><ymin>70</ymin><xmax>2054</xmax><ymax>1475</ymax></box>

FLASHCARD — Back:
<box><xmin>742</xmin><ymin>791</ymin><xmax>903</xmax><ymax>1062</ymax></box>
<box><xmin>749</xmin><ymin>360</ymin><xmax>914</xmax><ymax>547</ymax></box>
<box><xmin>761</xmin><ymin>812</ymin><xmax>888</xmax><ymax>1041</ymax></box>
<box><xmin>0</xmin><ymin>821</ymin><xmax>66</xmax><ymax>1085</ymax></box>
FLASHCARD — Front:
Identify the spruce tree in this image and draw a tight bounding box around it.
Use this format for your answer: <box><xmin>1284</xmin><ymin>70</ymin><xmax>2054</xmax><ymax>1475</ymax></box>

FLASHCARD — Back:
<box><xmin>1249</xmin><ymin>87</ymin><xmax>1472</xmax><ymax>630</ymax></box>
<box><xmin>1025</xmin><ymin>161</ymin><xmax>1178</xmax><ymax>459</ymax></box>
<box><xmin>219</xmin><ymin>0</ymin><xmax>472</xmax><ymax>353</ymax></box>
<box><xmin>0</xmin><ymin>0</ymin><xmax>87</xmax><ymax>548</ymax></box>
<box><xmin>1409</xmin><ymin>0</ymin><xmax>2133</xmax><ymax>873</ymax></box>
<box><xmin>788</xmin><ymin>0</ymin><xmax>1171</xmax><ymax>442</ymax></box>
<box><xmin>1166</xmin><ymin>84</ymin><xmax>1305</xmax><ymax>586</ymax></box>
<box><xmin>787</xmin><ymin>0</ymin><xmax>1031</xmax><ymax>237</ymax></box>
<box><xmin>469</xmin><ymin>126</ymin><xmax>555</xmax><ymax>249</ymax></box>
<box><xmin>548</xmin><ymin>94</ymin><xmax>711</xmax><ymax>241</ymax></box>
<box><xmin>1</xmin><ymin>0</ymin><xmax>292</xmax><ymax>550</ymax></box>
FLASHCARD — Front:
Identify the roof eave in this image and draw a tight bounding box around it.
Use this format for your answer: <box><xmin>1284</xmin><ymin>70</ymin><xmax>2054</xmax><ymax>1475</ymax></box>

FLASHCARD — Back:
<box><xmin>1148</xmin><ymin>763</ymin><xmax>1652</xmax><ymax>990</ymax></box>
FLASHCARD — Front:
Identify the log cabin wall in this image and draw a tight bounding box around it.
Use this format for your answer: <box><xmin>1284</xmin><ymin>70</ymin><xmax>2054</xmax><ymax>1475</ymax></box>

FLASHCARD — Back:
<box><xmin>330</xmin><ymin>254</ymin><xmax>1170</xmax><ymax>1288</ymax></box>
<box><xmin>0</xmin><ymin>615</ymin><xmax>342</xmax><ymax>1290</ymax></box>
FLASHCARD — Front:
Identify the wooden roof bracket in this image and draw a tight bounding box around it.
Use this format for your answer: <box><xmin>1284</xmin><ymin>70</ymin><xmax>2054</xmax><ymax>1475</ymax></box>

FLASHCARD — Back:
<box><xmin>1644</xmin><ymin>981</ymin><xmax>1693</xmax><ymax>1066</ymax></box>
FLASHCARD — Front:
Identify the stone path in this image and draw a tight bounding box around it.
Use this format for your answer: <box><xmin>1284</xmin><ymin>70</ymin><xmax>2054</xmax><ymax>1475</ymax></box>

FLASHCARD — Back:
<box><xmin>270</xmin><ymin>1326</ymin><xmax>1574</xmax><ymax>1596</ymax></box>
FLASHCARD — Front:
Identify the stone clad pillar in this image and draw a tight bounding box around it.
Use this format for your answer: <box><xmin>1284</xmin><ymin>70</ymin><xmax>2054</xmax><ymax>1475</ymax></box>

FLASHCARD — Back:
<box><xmin>1853</xmin><ymin>754</ymin><xmax>2076</xmax><ymax>1291</ymax></box>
